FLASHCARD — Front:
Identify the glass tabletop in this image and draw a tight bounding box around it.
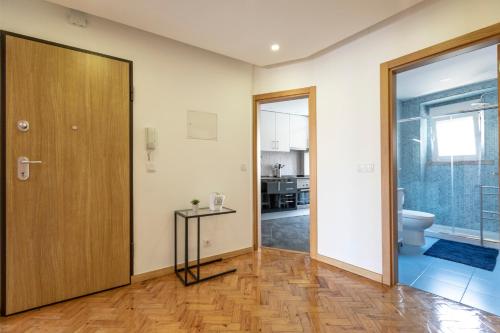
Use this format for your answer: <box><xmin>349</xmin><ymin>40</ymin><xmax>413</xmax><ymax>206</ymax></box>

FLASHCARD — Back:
<box><xmin>175</xmin><ymin>207</ymin><xmax>236</xmax><ymax>218</ymax></box>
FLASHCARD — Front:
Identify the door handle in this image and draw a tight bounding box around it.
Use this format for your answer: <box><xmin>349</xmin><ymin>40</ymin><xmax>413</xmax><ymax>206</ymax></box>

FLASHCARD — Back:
<box><xmin>20</xmin><ymin>160</ymin><xmax>42</xmax><ymax>164</ymax></box>
<box><xmin>17</xmin><ymin>156</ymin><xmax>42</xmax><ymax>181</ymax></box>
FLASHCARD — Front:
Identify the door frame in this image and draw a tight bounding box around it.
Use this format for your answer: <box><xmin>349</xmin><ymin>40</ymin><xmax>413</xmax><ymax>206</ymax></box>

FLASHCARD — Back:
<box><xmin>380</xmin><ymin>23</ymin><xmax>500</xmax><ymax>286</ymax></box>
<box><xmin>252</xmin><ymin>87</ymin><xmax>317</xmax><ymax>258</ymax></box>
<box><xmin>0</xmin><ymin>31</ymin><xmax>134</xmax><ymax>314</ymax></box>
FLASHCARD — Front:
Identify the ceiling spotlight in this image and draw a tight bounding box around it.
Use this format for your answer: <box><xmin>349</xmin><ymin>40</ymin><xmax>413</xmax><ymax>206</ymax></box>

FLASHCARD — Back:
<box><xmin>270</xmin><ymin>44</ymin><xmax>280</xmax><ymax>52</ymax></box>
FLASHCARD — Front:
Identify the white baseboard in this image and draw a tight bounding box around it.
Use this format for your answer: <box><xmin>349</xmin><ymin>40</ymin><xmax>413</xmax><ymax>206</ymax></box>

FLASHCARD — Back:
<box><xmin>314</xmin><ymin>254</ymin><xmax>383</xmax><ymax>283</ymax></box>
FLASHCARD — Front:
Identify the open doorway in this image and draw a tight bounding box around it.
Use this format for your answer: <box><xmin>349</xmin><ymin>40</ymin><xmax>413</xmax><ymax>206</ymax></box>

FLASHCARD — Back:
<box><xmin>381</xmin><ymin>25</ymin><xmax>500</xmax><ymax>316</ymax></box>
<box><xmin>260</xmin><ymin>98</ymin><xmax>310</xmax><ymax>252</ymax></box>
<box><xmin>395</xmin><ymin>44</ymin><xmax>500</xmax><ymax>315</ymax></box>
<box><xmin>252</xmin><ymin>87</ymin><xmax>317</xmax><ymax>256</ymax></box>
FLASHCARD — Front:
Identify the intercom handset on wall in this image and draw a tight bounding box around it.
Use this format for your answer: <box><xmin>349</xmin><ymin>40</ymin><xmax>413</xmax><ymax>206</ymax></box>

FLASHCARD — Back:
<box><xmin>145</xmin><ymin>127</ymin><xmax>157</xmax><ymax>172</ymax></box>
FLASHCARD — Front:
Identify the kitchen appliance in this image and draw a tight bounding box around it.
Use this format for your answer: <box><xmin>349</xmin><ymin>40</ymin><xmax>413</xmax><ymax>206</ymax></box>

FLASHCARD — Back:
<box><xmin>296</xmin><ymin>177</ymin><xmax>309</xmax><ymax>189</ymax></box>
<box><xmin>272</xmin><ymin>163</ymin><xmax>285</xmax><ymax>177</ymax></box>
<box><xmin>296</xmin><ymin>177</ymin><xmax>310</xmax><ymax>209</ymax></box>
<box><xmin>261</xmin><ymin>177</ymin><xmax>297</xmax><ymax>212</ymax></box>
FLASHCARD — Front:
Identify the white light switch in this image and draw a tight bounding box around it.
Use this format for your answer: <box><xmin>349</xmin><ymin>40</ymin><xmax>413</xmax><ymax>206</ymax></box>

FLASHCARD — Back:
<box><xmin>357</xmin><ymin>163</ymin><xmax>375</xmax><ymax>173</ymax></box>
<box><xmin>240</xmin><ymin>164</ymin><xmax>247</xmax><ymax>172</ymax></box>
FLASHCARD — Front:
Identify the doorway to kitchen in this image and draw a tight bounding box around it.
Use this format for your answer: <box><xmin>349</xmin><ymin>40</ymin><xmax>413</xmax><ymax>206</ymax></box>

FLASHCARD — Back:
<box><xmin>253</xmin><ymin>87</ymin><xmax>317</xmax><ymax>256</ymax></box>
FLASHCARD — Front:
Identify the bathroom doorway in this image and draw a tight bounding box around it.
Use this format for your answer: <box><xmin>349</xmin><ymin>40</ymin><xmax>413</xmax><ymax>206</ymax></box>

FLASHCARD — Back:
<box><xmin>252</xmin><ymin>87</ymin><xmax>317</xmax><ymax>256</ymax></box>
<box><xmin>386</xmin><ymin>33</ymin><xmax>500</xmax><ymax>315</ymax></box>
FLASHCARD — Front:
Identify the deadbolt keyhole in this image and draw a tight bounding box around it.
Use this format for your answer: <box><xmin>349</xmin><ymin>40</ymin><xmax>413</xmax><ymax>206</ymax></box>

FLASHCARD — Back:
<box><xmin>17</xmin><ymin>120</ymin><xmax>29</xmax><ymax>132</ymax></box>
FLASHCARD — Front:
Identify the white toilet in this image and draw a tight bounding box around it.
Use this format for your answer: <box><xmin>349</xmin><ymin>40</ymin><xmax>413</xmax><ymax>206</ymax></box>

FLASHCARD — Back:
<box><xmin>397</xmin><ymin>188</ymin><xmax>435</xmax><ymax>246</ymax></box>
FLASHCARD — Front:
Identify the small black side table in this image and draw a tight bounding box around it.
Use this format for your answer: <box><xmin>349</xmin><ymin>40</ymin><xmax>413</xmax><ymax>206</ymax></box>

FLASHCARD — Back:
<box><xmin>174</xmin><ymin>207</ymin><xmax>237</xmax><ymax>286</ymax></box>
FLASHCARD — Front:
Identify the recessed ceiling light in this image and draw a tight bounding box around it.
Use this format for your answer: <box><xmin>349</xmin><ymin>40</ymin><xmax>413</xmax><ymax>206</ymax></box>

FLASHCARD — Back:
<box><xmin>439</xmin><ymin>77</ymin><xmax>452</xmax><ymax>82</ymax></box>
<box><xmin>270</xmin><ymin>44</ymin><xmax>280</xmax><ymax>52</ymax></box>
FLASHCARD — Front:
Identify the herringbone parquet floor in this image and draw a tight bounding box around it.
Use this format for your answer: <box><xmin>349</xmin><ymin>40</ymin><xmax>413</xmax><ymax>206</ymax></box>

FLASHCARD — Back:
<box><xmin>1</xmin><ymin>249</ymin><xmax>500</xmax><ymax>332</ymax></box>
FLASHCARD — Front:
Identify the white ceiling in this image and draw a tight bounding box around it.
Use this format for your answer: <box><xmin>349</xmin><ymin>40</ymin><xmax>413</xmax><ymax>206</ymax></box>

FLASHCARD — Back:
<box><xmin>397</xmin><ymin>45</ymin><xmax>498</xmax><ymax>100</ymax></box>
<box><xmin>46</xmin><ymin>0</ymin><xmax>423</xmax><ymax>66</ymax></box>
<box><xmin>260</xmin><ymin>98</ymin><xmax>308</xmax><ymax>116</ymax></box>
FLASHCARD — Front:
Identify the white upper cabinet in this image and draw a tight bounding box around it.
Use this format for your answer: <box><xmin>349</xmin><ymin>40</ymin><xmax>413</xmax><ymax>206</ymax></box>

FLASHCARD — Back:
<box><xmin>261</xmin><ymin>110</ymin><xmax>309</xmax><ymax>152</ymax></box>
<box><xmin>260</xmin><ymin>111</ymin><xmax>290</xmax><ymax>152</ymax></box>
<box><xmin>289</xmin><ymin>114</ymin><xmax>308</xmax><ymax>150</ymax></box>
<box><xmin>275</xmin><ymin>112</ymin><xmax>290</xmax><ymax>152</ymax></box>
<box><xmin>260</xmin><ymin>110</ymin><xmax>276</xmax><ymax>151</ymax></box>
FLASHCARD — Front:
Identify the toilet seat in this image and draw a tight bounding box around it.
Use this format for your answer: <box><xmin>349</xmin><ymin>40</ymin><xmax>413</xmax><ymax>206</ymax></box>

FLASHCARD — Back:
<box><xmin>402</xmin><ymin>209</ymin><xmax>434</xmax><ymax>221</ymax></box>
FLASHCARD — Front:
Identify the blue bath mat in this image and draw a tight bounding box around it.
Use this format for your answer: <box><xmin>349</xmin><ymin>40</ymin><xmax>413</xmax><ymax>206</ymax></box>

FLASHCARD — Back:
<box><xmin>424</xmin><ymin>239</ymin><xmax>499</xmax><ymax>271</ymax></box>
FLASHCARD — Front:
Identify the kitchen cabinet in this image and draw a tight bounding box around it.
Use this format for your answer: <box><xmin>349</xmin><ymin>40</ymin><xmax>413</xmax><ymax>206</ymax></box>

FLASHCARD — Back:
<box><xmin>275</xmin><ymin>112</ymin><xmax>290</xmax><ymax>152</ymax></box>
<box><xmin>290</xmin><ymin>114</ymin><xmax>308</xmax><ymax>150</ymax></box>
<box><xmin>260</xmin><ymin>110</ymin><xmax>276</xmax><ymax>151</ymax></box>
<box><xmin>260</xmin><ymin>111</ymin><xmax>290</xmax><ymax>152</ymax></box>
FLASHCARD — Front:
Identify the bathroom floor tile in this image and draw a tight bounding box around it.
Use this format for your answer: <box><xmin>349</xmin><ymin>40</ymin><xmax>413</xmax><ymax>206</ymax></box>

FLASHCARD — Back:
<box><xmin>427</xmin><ymin>258</ymin><xmax>476</xmax><ymax>275</ymax></box>
<box><xmin>400</xmin><ymin>252</ymin><xmax>435</xmax><ymax>268</ymax></box>
<box><xmin>467</xmin><ymin>275</ymin><xmax>500</xmax><ymax>298</ymax></box>
<box><xmin>399</xmin><ymin>237</ymin><xmax>438</xmax><ymax>255</ymax></box>
<box><xmin>399</xmin><ymin>270</ymin><xmax>422</xmax><ymax>285</ymax></box>
<box><xmin>420</xmin><ymin>266</ymin><xmax>471</xmax><ymax>288</ymax></box>
<box><xmin>398</xmin><ymin>260</ymin><xmax>428</xmax><ymax>285</ymax></box>
<box><xmin>399</xmin><ymin>236</ymin><xmax>500</xmax><ymax>316</ymax></box>
<box><xmin>411</xmin><ymin>276</ymin><xmax>466</xmax><ymax>302</ymax></box>
<box><xmin>399</xmin><ymin>244</ymin><xmax>425</xmax><ymax>256</ymax></box>
<box><xmin>399</xmin><ymin>255</ymin><xmax>430</xmax><ymax>270</ymax></box>
<box><xmin>461</xmin><ymin>289</ymin><xmax>500</xmax><ymax>317</ymax></box>
<box><xmin>472</xmin><ymin>265</ymin><xmax>500</xmax><ymax>280</ymax></box>
<box><xmin>422</xmin><ymin>237</ymin><xmax>439</xmax><ymax>250</ymax></box>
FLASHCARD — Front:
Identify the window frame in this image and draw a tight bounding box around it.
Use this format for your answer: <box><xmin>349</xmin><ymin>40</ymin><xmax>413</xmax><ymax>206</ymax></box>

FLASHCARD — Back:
<box><xmin>430</xmin><ymin>110</ymin><xmax>484</xmax><ymax>163</ymax></box>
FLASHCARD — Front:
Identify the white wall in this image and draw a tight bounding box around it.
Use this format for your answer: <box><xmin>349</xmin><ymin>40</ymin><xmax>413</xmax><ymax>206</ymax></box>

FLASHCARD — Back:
<box><xmin>3</xmin><ymin>0</ymin><xmax>500</xmax><ymax>279</ymax></box>
<box><xmin>0</xmin><ymin>0</ymin><xmax>253</xmax><ymax>275</ymax></box>
<box><xmin>254</xmin><ymin>0</ymin><xmax>500</xmax><ymax>274</ymax></box>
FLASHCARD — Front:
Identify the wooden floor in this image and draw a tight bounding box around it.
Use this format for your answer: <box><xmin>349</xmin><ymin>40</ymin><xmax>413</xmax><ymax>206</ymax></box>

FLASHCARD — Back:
<box><xmin>1</xmin><ymin>248</ymin><xmax>500</xmax><ymax>332</ymax></box>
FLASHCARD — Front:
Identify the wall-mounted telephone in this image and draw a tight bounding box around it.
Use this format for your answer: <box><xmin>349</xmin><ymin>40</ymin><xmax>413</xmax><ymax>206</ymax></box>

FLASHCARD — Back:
<box><xmin>145</xmin><ymin>128</ymin><xmax>157</xmax><ymax>172</ymax></box>
<box><xmin>145</xmin><ymin>127</ymin><xmax>157</xmax><ymax>151</ymax></box>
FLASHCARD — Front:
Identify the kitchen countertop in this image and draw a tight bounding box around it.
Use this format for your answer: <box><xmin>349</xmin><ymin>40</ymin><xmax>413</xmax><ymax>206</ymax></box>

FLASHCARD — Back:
<box><xmin>261</xmin><ymin>175</ymin><xmax>309</xmax><ymax>180</ymax></box>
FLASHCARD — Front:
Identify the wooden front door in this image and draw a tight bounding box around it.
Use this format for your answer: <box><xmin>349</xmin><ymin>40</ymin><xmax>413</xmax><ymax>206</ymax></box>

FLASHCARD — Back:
<box><xmin>3</xmin><ymin>34</ymin><xmax>131</xmax><ymax>315</ymax></box>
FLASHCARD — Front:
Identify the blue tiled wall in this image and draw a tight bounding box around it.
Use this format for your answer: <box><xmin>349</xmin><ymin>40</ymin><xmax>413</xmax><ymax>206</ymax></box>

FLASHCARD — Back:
<box><xmin>397</xmin><ymin>79</ymin><xmax>499</xmax><ymax>233</ymax></box>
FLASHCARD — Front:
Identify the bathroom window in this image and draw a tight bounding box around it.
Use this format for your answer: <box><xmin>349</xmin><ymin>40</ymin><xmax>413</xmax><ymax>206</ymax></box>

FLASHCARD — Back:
<box><xmin>430</xmin><ymin>100</ymin><xmax>484</xmax><ymax>162</ymax></box>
